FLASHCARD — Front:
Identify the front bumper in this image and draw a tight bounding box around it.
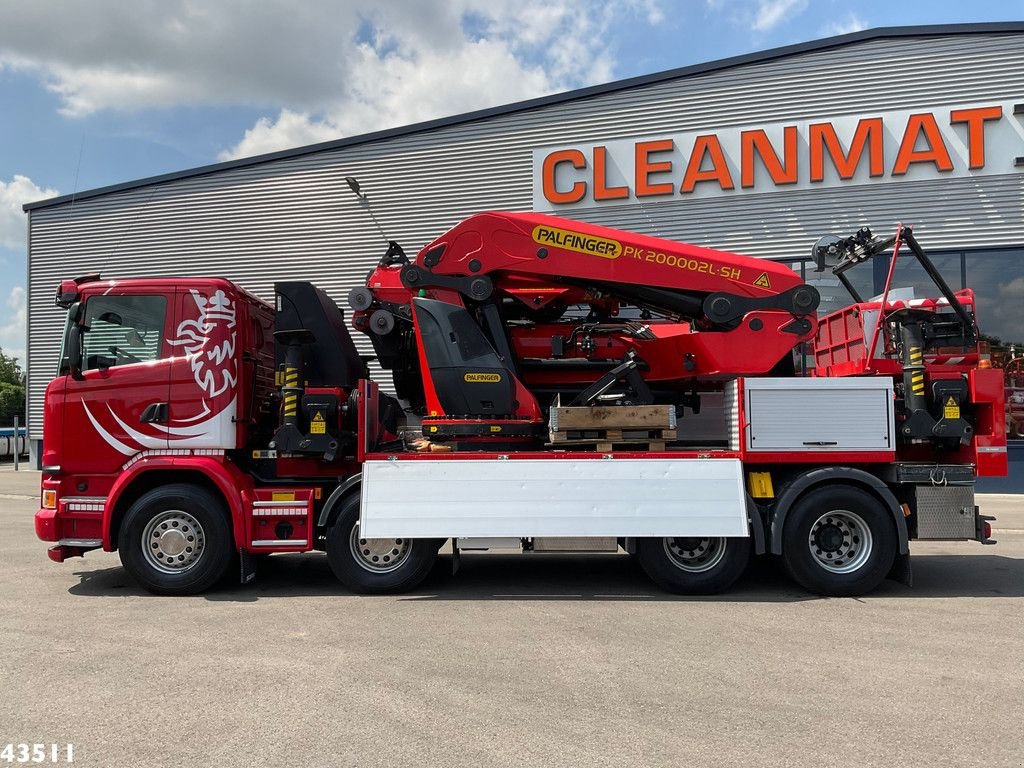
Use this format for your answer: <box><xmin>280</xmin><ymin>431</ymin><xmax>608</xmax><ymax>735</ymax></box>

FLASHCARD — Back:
<box><xmin>36</xmin><ymin>507</ymin><xmax>103</xmax><ymax>561</ymax></box>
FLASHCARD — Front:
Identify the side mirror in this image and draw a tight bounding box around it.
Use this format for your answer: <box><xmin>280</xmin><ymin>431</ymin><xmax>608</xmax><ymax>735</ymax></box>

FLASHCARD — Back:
<box><xmin>66</xmin><ymin>302</ymin><xmax>84</xmax><ymax>380</ymax></box>
<box><xmin>67</xmin><ymin>327</ymin><xmax>84</xmax><ymax>380</ymax></box>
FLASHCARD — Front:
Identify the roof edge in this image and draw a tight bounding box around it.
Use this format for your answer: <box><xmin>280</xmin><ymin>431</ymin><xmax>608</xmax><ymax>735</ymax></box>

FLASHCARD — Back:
<box><xmin>24</xmin><ymin>21</ymin><xmax>1024</xmax><ymax>212</ymax></box>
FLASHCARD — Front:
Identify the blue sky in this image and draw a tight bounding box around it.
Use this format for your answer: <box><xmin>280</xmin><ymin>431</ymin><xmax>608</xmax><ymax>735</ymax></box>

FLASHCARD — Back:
<box><xmin>1</xmin><ymin>0</ymin><xmax>1021</xmax><ymax>366</ymax></box>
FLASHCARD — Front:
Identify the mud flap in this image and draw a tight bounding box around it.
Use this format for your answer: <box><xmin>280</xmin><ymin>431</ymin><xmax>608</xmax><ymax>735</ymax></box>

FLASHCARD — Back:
<box><xmin>888</xmin><ymin>551</ymin><xmax>912</xmax><ymax>587</ymax></box>
<box><xmin>451</xmin><ymin>539</ymin><xmax>461</xmax><ymax>576</ymax></box>
<box><xmin>239</xmin><ymin>549</ymin><xmax>257</xmax><ymax>585</ymax></box>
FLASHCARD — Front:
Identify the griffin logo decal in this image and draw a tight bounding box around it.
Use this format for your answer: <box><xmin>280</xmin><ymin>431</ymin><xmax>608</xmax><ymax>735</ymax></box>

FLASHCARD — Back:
<box><xmin>753</xmin><ymin>272</ymin><xmax>772</xmax><ymax>289</ymax></box>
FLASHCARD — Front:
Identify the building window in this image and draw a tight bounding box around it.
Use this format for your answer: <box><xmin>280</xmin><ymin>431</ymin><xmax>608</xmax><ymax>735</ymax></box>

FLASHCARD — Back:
<box><xmin>883</xmin><ymin>251</ymin><xmax>964</xmax><ymax>295</ymax></box>
<box><xmin>962</xmin><ymin>249</ymin><xmax>1024</xmax><ymax>441</ymax></box>
<box><xmin>786</xmin><ymin>244</ymin><xmax>1024</xmax><ymax>441</ymax></box>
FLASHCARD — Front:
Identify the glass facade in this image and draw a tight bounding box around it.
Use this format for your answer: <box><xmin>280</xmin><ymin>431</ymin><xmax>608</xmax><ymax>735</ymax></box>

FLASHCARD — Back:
<box><xmin>793</xmin><ymin>246</ymin><xmax>1024</xmax><ymax>441</ymax></box>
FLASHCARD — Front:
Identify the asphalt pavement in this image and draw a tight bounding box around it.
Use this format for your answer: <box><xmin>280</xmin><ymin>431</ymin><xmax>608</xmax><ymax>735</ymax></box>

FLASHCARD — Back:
<box><xmin>1</xmin><ymin>469</ymin><xmax>1022</xmax><ymax>767</ymax></box>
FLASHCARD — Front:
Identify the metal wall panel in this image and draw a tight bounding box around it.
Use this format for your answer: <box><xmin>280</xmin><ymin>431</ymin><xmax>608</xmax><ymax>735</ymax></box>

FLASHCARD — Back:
<box><xmin>26</xmin><ymin>32</ymin><xmax>1024</xmax><ymax>438</ymax></box>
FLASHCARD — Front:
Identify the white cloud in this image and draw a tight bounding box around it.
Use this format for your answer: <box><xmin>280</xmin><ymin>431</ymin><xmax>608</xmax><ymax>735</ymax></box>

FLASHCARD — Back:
<box><xmin>820</xmin><ymin>13</ymin><xmax>868</xmax><ymax>37</ymax></box>
<box><xmin>221</xmin><ymin>0</ymin><xmax>655</xmax><ymax>159</ymax></box>
<box><xmin>222</xmin><ymin>110</ymin><xmax>343</xmax><ymax>162</ymax></box>
<box><xmin>751</xmin><ymin>0</ymin><xmax>808</xmax><ymax>32</ymax></box>
<box><xmin>0</xmin><ymin>1</ymin><xmax>663</xmax><ymax>159</ymax></box>
<box><xmin>0</xmin><ymin>176</ymin><xmax>55</xmax><ymax>365</ymax></box>
<box><xmin>0</xmin><ymin>175</ymin><xmax>57</xmax><ymax>250</ymax></box>
<box><xmin>0</xmin><ymin>286</ymin><xmax>26</xmax><ymax>365</ymax></box>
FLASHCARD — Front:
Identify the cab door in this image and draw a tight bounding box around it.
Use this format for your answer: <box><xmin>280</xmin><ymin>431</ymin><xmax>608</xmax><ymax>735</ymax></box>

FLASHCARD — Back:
<box><xmin>164</xmin><ymin>283</ymin><xmax>241</xmax><ymax>450</ymax></box>
<box><xmin>62</xmin><ymin>288</ymin><xmax>174</xmax><ymax>475</ymax></box>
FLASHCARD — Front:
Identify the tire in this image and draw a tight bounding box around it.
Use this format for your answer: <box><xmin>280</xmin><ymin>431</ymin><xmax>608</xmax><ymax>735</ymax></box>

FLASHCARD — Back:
<box><xmin>636</xmin><ymin>535</ymin><xmax>751</xmax><ymax>595</ymax></box>
<box><xmin>326</xmin><ymin>494</ymin><xmax>438</xmax><ymax>594</ymax></box>
<box><xmin>781</xmin><ymin>486</ymin><xmax>897</xmax><ymax>597</ymax></box>
<box><xmin>117</xmin><ymin>483</ymin><xmax>234</xmax><ymax>596</ymax></box>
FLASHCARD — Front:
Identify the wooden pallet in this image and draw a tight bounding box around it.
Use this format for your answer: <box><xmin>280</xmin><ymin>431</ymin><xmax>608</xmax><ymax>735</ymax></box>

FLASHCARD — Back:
<box><xmin>549</xmin><ymin>400</ymin><xmax>675</xmax><ymax>432</ymax></box>
<box><xmin>548</xmin><ymin>428</ymin><xmax>677</xmax><ymax>452</ymax></box>
<box><xmin>548</xmin><ymin>397</ymin><xmax>676</xmax><ymax>451</ymax></box>
<box><xmin>553</xmin><ymin>440</ymin><xmax>668</xmax><ymax>452</ymax></box>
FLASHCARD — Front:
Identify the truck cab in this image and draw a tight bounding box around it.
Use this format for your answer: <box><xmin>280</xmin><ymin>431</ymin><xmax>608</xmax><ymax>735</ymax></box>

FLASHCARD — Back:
<box><xmin>37</xmin><ymin>277</ymin><xmax>276</xmax><ymax>565</ymax></box>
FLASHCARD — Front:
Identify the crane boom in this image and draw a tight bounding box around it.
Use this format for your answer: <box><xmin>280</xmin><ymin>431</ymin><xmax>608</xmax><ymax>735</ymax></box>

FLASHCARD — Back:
<box><xmin>352</xmin><ymin>212</ymin><xmax>820</xmax><ymax>422</ymax></box>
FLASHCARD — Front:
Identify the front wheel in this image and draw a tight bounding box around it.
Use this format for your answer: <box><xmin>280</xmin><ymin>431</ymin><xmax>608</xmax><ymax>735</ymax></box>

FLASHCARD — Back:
<box><xmin>781</xmin><ymin>486</ymin><xmax>897</xmax><ymax>596</ymax></box>
<box><xmin>326</xmin><ymin>495</ymin><xmax>438</xmax><ymax>594</ymax></box>
<box><xmin>117</xmin><ymin>483</ymin><xmax>234</xmax><ymax>595</ymax></box>
<box><xmin>636</xmin><ymin>535</ymin><xmax>751</xmax><ymax>595</ymax></box>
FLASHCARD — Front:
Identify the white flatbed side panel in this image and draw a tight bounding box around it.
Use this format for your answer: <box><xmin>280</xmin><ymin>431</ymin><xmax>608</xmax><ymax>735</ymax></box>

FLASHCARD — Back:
<box><xmin>360</xmin><ymin>459</ymin><xmax>747</xmax><ymax>539</ymax></box>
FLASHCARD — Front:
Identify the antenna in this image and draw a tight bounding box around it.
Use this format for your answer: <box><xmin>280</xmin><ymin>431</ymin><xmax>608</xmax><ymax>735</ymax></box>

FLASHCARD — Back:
<box><xmin>61</xmin><ymin>135</ymin><xmax>86</xmax><ymax>260</ymax></box>
<box><xmin>345</xmin><ymin>176</ymin><xmax>389</xmax><ymax>245</ymax></box>
<box><xmin>104</xmin><ymin>186</ymin><xmax>158</xmax><ymax>276</ymax></box>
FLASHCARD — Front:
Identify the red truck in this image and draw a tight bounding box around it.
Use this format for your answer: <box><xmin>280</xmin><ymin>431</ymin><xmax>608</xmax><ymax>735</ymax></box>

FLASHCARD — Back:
<box><xmin>35</xmin><ymin>213</ymin><xmax>1006</xmax><ymax>596</ymax></box>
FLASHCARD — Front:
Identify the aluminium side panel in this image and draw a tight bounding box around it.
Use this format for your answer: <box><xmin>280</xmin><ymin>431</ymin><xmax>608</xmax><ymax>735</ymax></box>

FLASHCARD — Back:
<box><xmin>743</xmin><ymin>378</ymin><xmax>895</xmax><ymax>452</ymax></box>
<box><xmin>359</xmin><ymin>458</ymin><xmax>748</xmax><ymax>538</ymax></box>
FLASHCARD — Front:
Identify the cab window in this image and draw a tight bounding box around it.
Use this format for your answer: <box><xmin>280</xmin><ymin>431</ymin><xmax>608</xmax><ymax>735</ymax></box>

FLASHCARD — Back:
<box><xmin>81</xmin><ymin>295</ymin><xmax>168</xmax><ymax>371</ymax></box>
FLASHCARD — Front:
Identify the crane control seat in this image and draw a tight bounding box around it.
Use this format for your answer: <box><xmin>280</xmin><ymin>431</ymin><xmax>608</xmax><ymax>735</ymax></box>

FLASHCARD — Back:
<box><xmin>412</xmin><ymin>297</ymin><xmax>542</xmax><ymax>425</ymax></box>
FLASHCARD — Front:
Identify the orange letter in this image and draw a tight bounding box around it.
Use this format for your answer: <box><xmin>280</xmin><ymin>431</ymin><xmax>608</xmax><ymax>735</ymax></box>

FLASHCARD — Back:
<box><xmin>593</xmin><ymin>146</ymin><xmax>629</xmax><ymax>200</ymax></box>
<box><xmin>893</xmin><ymin>114</ymin><xmax>953</xmax><ymax>175</ymax></box>
<box><xmin>542</xmin><ymin>149</ymin><xmax>587</xmax><ymax>204</ymax></box>
<box><xmin>681</xmin><ymin>135</ymin><xmax>734</xmax><ymax>192</ymax></box>
<box><xmin>635</xmin><ymin>139</ymin><xmax>675</xmax><ymax>197</ymax></box>
<box><xmin>809</xmin><ymin>118</ymin><xmax>884</xmax><ymax>181</ymax></box>
<box><xmin>741</xmin><ymin>126</ymin><xmax>798</xmax><ymax>187</ymax></box>
<box><xmin>950</xmin><ymin>106</ymin><xmax>1003</xmax><ymax>169</ymax></box>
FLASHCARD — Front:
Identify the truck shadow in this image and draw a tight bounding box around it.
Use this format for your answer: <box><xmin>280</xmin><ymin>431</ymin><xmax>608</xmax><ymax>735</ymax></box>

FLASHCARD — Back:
<box><xmin>67</xmin><ymin>551</ymin><xmax>1024</xmax><ymax>602</ymax></box>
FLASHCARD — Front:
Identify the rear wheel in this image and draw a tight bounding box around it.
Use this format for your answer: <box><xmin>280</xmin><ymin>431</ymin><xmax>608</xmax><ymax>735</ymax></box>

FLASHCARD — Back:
<box><xmin>326</xmin><ymin>495</ymin><xmax>438</xmax><ymax>593</ymax></box>
<box><xmin>637</xmin><ymin>535</ymin><xmax>750</xmax><ymax>594</ymax></box>
<box><xmin>781</xmin><ymin>486</ymin><xmax>897</xmax><ymax>596</ymax></box>
<box><xmin>117</xmin><ymin>483</ymin><xmax>233</xmax><ymax>595</ymax></box>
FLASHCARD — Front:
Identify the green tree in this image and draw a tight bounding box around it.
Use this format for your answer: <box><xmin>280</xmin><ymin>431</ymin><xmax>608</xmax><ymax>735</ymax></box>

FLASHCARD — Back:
<box><xmin>0</xmin><ymin>349</ymin><xmax>25</xmax><ymax>425</ymax></box>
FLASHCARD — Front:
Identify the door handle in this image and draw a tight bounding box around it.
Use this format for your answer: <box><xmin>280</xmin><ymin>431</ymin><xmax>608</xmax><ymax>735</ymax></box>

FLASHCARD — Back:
<box><xmin>140</xmin><ymin>402</ymin><xmax>169</xmax><ymax>424</ymax></box>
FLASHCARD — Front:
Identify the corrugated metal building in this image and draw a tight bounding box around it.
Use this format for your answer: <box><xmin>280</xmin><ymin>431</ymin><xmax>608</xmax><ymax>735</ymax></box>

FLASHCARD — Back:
<box><xmin>23</xmin><ymin>23</ymin><xmax>1024</xmax><ymax>483</ymax></box>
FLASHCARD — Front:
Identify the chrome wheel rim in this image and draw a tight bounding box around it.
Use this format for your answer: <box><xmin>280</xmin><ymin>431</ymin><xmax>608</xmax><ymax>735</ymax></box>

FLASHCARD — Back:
<box><xmin>808</xmin><ymin>509</ymin><xmax>872</xmax><ymax>574</ymax></box>
<box><xmin>664</xmin><ymin>537</ymin><xmax>727</xmax><ymax>573</ymax></box>
<box><xmin>349</xmin><ymin>525</ymin><xmax>411</xmax><ymax>574</ymax></box>
<box><xmin>142</xmin><ymin>510</ymin><xmax>205</xmax><ymax>574</ymax></box>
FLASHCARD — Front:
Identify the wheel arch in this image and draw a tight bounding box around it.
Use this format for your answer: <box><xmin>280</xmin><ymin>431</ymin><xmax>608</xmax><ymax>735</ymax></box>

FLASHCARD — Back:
<box><xmin>768</xmin><ymin>467</ymin><xmax>908</xmax><ymax>556</ymax></box>
<box><xmin>104</xmin><ymin>459</ymin><xmax>250</xmax><ymax>551</ymax></box>
<box><xmin>316</xmin><ymin>473</ymin><xmax>362</xmax><ymax>529</ymax></box>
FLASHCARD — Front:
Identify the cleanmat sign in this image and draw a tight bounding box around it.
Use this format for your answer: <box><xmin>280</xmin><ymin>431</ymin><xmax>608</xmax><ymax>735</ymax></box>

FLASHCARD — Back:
<box><xmin>532</xmin><ymin>101</ymin><xmax>1022</xmax><ymax>210</ymax></box>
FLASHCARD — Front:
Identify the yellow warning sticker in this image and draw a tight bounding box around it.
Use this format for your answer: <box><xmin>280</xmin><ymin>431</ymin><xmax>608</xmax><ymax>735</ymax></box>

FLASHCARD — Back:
<box><xmin>310</xmin><ymin>411</ymin><xmax>326</xmax><ymax>434</ymax></box>
<box><xmin>532</xmin><ymin>225</ymin><xmax>622</xmax><ymax>259</ymax></box>
<box><xmin>943</xmin><ymin>396</ymin><xmax>960</xmax><ymax>420</ymax></box>
<box><xmin>464</xmin><ymin>372</ymin><xmax>502</xmax><ymax>383</ymax></box>
<box><xmin>490</xmin><ymin>425</ymin><xmax>503</xmax><ymax>433</ymax></box>
<box><xmin>753</xmin><ymin>272</ymin><xmax>772</xmax><ymax>289</ymax></box>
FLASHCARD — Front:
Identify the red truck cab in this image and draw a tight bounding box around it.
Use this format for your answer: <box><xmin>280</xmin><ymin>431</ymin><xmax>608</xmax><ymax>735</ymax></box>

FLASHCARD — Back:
<box><xmin>38</xmin><ymin>277</ymin><xmax>275</xmax><ymax>563</ymax></box>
